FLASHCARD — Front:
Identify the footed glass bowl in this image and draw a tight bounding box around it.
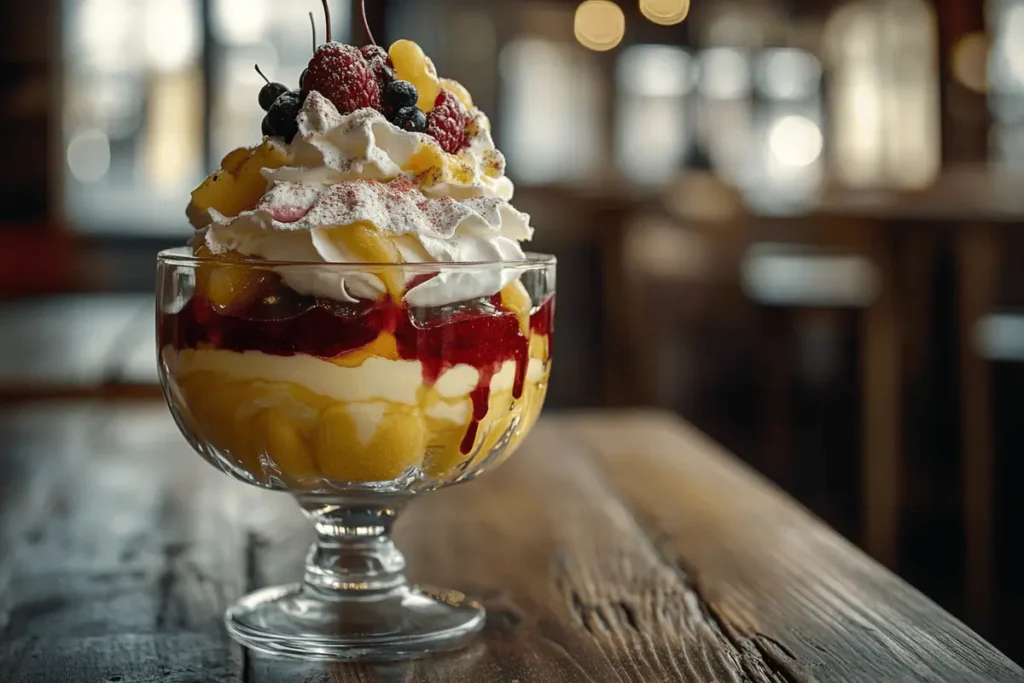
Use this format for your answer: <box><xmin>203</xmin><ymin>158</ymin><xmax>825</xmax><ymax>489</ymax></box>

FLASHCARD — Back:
<box><xmin>156</xmin><ymin>247</ymin><xmax>555</xmax><ymax>660</ymax></box>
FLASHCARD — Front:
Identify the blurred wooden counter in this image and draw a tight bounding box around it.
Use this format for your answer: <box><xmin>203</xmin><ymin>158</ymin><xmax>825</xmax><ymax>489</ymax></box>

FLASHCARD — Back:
<box><xmin>0</xmin><ymin>405</ymin><xmax>1018</xmax><ymax>682</ymax></box>
<box><xmin>0</xmin><ymin>294</ymin><xmax>157</xmax><ymax>400</ymax></box>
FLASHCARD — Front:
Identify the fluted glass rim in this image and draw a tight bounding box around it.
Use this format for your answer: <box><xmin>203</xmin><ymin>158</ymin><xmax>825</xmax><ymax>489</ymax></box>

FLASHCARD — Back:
<box><xmin>157</xmin><ymin>246</ymin><xmax>557</xmax><ymax>271</ymax></box>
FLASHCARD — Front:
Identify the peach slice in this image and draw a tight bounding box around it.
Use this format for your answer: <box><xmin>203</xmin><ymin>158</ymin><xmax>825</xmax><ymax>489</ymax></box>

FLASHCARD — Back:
<box><xmin>193</xmin><ymin>246</ymin><xmax>278</xmax><ymax>314</ymax></box>
<box><xmin>256</xmin><ymin>407</ymin><xmax>320</xmax><ymax>487</ymax></box>
<box><xmin>390</xmin><ymin>40</ymin><xmax>442</xmax><ymax>112</ymax></box>
<box><xmin>188</xmin><ymin>141</ymin><xmax>290</xmax><ymax>228</ymax></box>
<box><xmin>315</xmin><ymin>403</ymin><xmax>426</xmax><ymax>483</ymax></box>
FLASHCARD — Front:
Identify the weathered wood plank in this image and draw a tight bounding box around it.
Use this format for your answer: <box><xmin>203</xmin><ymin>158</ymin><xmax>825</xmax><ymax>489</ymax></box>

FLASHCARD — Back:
<box><xmin>0</xmin><ymin>405</ymin><xmax>246</xmax><ymax>683</ymax></box>
<box><xmin>568</xmin><ymin>411</ymin><xmax>1024</xmax><ymax>683</ymax></box>
<box><xmin>246</xmin><ymin>422</ymin><xmax>799</xmax><ymax>682</ymax></box>
<box><xmin>1</xmin><ymin>405</ymin><xmax>1020</xmax><ymax>682</ymax></box>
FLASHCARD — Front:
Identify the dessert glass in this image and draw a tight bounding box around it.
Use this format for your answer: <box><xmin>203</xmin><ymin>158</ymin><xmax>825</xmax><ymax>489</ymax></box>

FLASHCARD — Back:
<box><xmin>156</xmin><ymin>247</ymin><xmax>555</xmax><ymax>660</ymax></box>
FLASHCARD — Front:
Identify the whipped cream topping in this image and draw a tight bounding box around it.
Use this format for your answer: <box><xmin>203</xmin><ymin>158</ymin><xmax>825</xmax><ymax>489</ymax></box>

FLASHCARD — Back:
<box><xmin>197</xmin><ymin>93</ymin><xmax>533</xmax><ymax>306</ymax></box>
<box><xmin>274</xmin><ymin>93</ymin><xmax>514</xmax><ymax>201</ymax></box>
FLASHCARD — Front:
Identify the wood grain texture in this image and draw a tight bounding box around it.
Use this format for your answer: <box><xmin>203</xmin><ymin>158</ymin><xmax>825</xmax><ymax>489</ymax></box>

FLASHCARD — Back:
<box><xmin>568</xmin><ymin>412</ymin><xmax>1023</xmax><ymax>682</ymax></box>
<box><xmin>0</xmin><ymin>404</ymin><xmax>1020</xmax><ymax>683</ymax></box>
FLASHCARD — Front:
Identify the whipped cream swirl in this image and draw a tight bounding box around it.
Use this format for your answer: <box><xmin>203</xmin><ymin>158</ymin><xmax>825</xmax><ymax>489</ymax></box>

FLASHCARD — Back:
<box><xmin>196</xmin><ymin>93</ymin><xmax>531</xmax><ymax>307</ymax></box>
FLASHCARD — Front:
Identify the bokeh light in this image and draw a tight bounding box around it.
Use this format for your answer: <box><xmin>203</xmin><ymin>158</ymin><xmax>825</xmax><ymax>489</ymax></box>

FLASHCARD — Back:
<box><xmin>699</xmin><ymin>48</ymin><xmax>750</xmax><ymax>99</ymax></box>
<box><xmin>67</xmin><ymin>128</ymin><xmax>112</xmax><ymax>184</ymax></box>
<box><xmin>574</xmin><ymin>0</ymin><xmax>626</xmax><ymax>52</ymax></box>
<box><xmin>768</xmin><ymin>115</ymin><xmax>823</xmax><ymax>167</ymax></box>
<box><xmin>144</xmin><ymin>0</ymin><xmax>200</xmax><ymax>72</ymax></box>
<box><xmin>757</xmin><ymin>48</ymin><xmax>822</xmax><ymax>100</ymax></box>
<box><xmin>639</xmin><ymin>0</ymin><xmax>690</xmax><ymax>26</ymax></box>
<box><xmin>951</xmin><ymin>31</ymin><xmax>989</xmax><ymax>94</ymax></box>
<box><xmin>212</xmin><ymin>0</ymin><xmax>270</xmax><ymax>45</ymax></box>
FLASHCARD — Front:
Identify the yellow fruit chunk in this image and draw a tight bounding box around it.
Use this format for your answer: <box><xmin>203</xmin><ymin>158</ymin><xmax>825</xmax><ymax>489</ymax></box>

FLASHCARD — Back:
<box><xmin>193</xmin><ymin>246</ymin><xmax>277</xmax><ymax>313</ymax></box>
<box><xmin>441</xmin><ymin>78</ymin><xmax>474</xmax><ymax>109</ymax></box>
<box><xmin>256</xmin><ymin>407</ymin><xmax>320</xmax><ymax>486</ymax></box>
<box><xmin>406</xmin><ymin>143</ymin><xmax>474</xmax><ymax>188</ymax></box>
<box><xmin>315</xmin><ymin>404</ymin><xmax>426</xmax><ymax>483</ymax></box>
<box><xmin>390</xmin><ymin>40</ymin><xmax>442</xmax><ymax>112</ymax></box>
<box><xmin>220</xmin><ymin>147</ymin><xmax>251</xmax><ymax>174</ymax></box>
<box><xmin>529</xmin><ymin>332</ymin><xmax>550</xmax><ymax>362</ymax></box>
<box><xmin>332</xmin><ymin>332</ymin><xmax>400</xmax><ymax>368</ymax></box>
<box><xmin>333</xmin><ymin>222</ymin><xmax>400</xmax><ymax>263</ymax></box>
<box><xmin>422</xmin><ymin>412</ymin><xmax>473</xmax><ymax>478</ymax></box>
<box><xmin>321</xmin><ymin>222</ymin><xmax>404</xmax><ymax>298</ymax></box>
<box><xmin>406</xmin><ymin>144</ymin><xmax>446</xmax><ymax>180</ymax></box>
<box><xmin>188</xmin><ymin>140</ymin><xmax>290</xmax><ymax>227</ymax></box>
<box><xmin>506</xmin><ymin>382</ymin><xmax>548</xmax><ymax>458</ymax></box>
<box><xmin>500</xmin><ymin>281</ymin><xmax>532</xmax><ymax>335</ymax></box>
<box><xmin>183</xmin><ymin>376</ymin><xmax>265</xmax><ymax>477</ymax></box>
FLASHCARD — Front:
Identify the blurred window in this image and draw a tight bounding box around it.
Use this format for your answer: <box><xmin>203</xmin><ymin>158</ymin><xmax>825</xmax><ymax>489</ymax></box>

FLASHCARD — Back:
<box><xmin>616</xmin><ymin>45</ymin><xmax>694</xmax><ymax>186</ymax></box>
<box><xmin>500</xmin><ymin>38</ymin><xmax>602</xmax><ymax>185</ymax></box>
<box><xmin>990</xmin><ymin>0</ymin><xmax>1024</xmax><ymax>168</ymax></box>
<box><xmin>691</xmin><ymin>45</ymin><xmax>825</xmax><ymax>213</ymax></box>
<box><xmin>824</xmin><ymin>0</ymin><xmax>940</xmax><ymax>190</ymax></box>
<box><xmin>62</xmin><ymin>0</ymin><xmax>349</xmax><ymax>235</ymax></box>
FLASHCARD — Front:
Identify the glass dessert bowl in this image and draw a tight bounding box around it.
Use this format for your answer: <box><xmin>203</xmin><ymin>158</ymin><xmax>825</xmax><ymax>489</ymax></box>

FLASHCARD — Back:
<box><xmin>157</xmin><ymin>249</ymin><xmax>554</xmax><ymax>659</ymax></box>
<box><xmin>157</xmin><ymin>0</ymin><xmax>550</xmax><ymax>659</ymax></box>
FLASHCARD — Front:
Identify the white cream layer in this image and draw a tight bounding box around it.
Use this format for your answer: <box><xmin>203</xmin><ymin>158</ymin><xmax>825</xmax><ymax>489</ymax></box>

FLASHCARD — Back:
<box><xmin>164</xmin><ymin>347</ymin><xmax>546</xmax><ymax>424</ymax></box>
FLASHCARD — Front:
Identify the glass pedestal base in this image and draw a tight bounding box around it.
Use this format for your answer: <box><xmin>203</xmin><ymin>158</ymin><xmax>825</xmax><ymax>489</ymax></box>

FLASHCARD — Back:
<box><xmin>225</xmin><ymin>583</ymin><xmax>485</xmax><ymax>661</ymax></box>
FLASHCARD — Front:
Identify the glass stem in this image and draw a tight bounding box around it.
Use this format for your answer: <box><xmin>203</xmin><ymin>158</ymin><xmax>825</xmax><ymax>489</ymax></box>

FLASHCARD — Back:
<box><xmin>297</xmin><ymin>497</ymin><xmax>409</xmax><ymax>599</ymax></box>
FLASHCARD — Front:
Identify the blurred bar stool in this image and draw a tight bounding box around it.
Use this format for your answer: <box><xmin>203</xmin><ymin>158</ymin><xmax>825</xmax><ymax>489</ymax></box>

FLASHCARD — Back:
<box><xmin>740</xmin><ymin>209</ymin><xmax>944</xmax><ymax>575</ymax></box>
<box><xmin>613</xmin><ymin>175</ymin><xmax>754</xmax><ymax>427</ymax></box>
<box><xmin>819</xmin><ymin>168</ymin><xmax>1024</xmax><ymax>632</ymax></box>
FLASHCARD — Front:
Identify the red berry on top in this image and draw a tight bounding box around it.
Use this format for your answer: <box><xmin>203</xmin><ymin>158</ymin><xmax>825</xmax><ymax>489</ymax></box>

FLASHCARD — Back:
<box><xmin>426</xmin><ymin>89</ymin><xmax>469</xmax><ymax>154</ymax></box>
<box><xmin>361</xmin><ymin>45</ymin><xmax>390</xmax><ymax>63</ymax></box>
<box><xmin>303</xmin><ymin>42</ymin><xmax>381</xmax><ymax>114</ymax></box>
<box><xmin>361</xmin><ymin>44</ymin><xmax>396</xmax><ymax>91</ymax></box>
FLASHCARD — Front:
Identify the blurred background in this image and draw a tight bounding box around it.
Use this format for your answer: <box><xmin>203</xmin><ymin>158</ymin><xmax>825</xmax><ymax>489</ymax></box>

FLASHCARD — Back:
<box><xmin>0</xmin><ymin>0</ymin><xmax>1022</xmax><ymax>661</ymax></box>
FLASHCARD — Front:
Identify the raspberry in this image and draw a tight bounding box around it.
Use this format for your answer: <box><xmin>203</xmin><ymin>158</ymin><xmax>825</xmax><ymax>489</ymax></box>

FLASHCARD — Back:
<box><xmin>426</xmin><ymin>89</ymin><xmax>469</xmax><ymax>153</ymax></box>
<box><xmin>303</xmin><ymin>42</ymin><xmax>381</xmax><ymax>114</ymax></box>
<box><xmin>361</xmin><ymin>45</ymin><xmax>396</xmax><ymax>90</ymax></box>
<box><xmin>361</xmin><ymin>45</ymin><xmax>390</xmax><ymax>63</ymax></box>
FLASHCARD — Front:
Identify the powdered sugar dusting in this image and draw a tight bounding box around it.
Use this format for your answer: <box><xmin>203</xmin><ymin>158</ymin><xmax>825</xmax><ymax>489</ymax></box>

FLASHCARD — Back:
<box><xmin>302</xmin><ymin>43</ymin><xmax>381</xmax><ymax>113</ymax></box>
<box><xmin>191</xmin><ymin>77</ymin><xmax>534</xmax><ymax>306</ymax></box>
<box><xmin>246</xmin><ymin>178</ymin><xmax>531</xmax><ymax>242</ymax></box>
<box><xmin>277</xmin><ymin>94</ymin><xmax>515</xmax><ymax>202</ymax></box>
<box><xmin>257</xmin><ymin>182</ymin><xmax>318</xmax><ymax>223</ymax></box>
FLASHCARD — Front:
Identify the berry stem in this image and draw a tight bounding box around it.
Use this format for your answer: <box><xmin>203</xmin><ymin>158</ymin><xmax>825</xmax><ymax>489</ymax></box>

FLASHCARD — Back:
<box><xmin>362</xmin><ymin>0</ymin><xmax>376</xmax><ymax>46</ymax></box>
<box><xmin>308</xmin><ymin>11</ymin><xmax>316</xmax><ymax>52</ymax></box>
<box><xmin>321</xmin><ymin>0</ymin><xmax>332</xmax><ymax>43</ymax></box>
<box><xmin>254</xmin><ymin>64</ymin><xmax>270</xmax><ymax>84</ymax></box>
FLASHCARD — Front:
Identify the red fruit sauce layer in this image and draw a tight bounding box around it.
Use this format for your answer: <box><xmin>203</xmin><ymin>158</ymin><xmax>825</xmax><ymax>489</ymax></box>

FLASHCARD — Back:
<box><xmin>162</xmin><ymin>292</ymin><xmax>555</xmax><ymax>455</ymax></box>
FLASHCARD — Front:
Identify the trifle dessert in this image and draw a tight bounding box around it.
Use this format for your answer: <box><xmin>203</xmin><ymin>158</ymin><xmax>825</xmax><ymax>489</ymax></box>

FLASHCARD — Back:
<box><xmin>157</xmin><ymin>2</ymin><xmax>554</xmax><ymax>659</ymax></box>
<box><xmin>158</xmin><ymin>6</ymin><xmax>553</xmax><ymax>494</ymax></box>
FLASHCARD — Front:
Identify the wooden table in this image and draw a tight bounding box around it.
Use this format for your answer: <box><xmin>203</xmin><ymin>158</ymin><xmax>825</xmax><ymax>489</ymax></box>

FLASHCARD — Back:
<box><xmin>0</xmin><ymin>404</ymin><xmax>1019</xmax><ymax>682</ymax></box>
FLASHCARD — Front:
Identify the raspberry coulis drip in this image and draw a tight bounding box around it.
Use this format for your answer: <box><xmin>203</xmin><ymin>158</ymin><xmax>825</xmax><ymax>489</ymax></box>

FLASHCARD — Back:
<box><xmin>530</xmin><ymin>295</ymin><xmax>555</xmax><ymax>336</ymax></box>
<box><xmin>163</xmin><ymin>290</ymin><xmax>554</xmax><ymax>455</ymax></box>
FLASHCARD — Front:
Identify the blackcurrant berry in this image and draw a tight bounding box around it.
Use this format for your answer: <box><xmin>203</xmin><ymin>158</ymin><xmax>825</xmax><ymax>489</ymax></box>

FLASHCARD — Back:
<box><xmin>390</xmin><ymin>106</ymin><xmax>427</xmax><ymax>133</ymax></box>
<box><xmin>268</xmin><ymin>91</ymin><xmax>303</xmax><ymax>142</ymax></box>
<box><xmin>261</xmin><ymin>115</ymin><xmax>274</xmax><ymax>137</ymax></box>
<box><xmin>377</xmin><ymin>63</ymin><xmax>397</xmax><ymax>87</ymax></box>
<box><xmin>299</xmin><ymin>68</ymin><xmax>309</xmax><ymax>91</ymax></box>
<box><xmin>259</xmin><ymin>82</ymin><xmax>289</xmax><ymax>112</ymax></box>
<box><xmin>383</xmin><ymin>80</ymin><xmax>418</xmax><ymax>113</ymax></box>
